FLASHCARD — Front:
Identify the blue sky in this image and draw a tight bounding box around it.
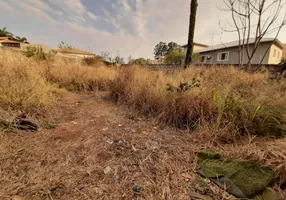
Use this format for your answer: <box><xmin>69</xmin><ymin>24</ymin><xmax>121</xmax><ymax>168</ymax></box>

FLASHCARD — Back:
<box><xmin>0</xmin><ymin>0</ymin><xmax>285</xmax><ymax>59</ymax></box>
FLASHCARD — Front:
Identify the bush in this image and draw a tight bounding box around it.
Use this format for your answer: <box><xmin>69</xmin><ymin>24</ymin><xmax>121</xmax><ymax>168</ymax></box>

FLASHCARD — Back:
<box><xmin>23</xmin><ymin>46</ymin><xmax>48</xmax><ymax>60</ymax></box>
<box><xmin>164</xmin><ymin>50</ymin><xmax>185</xmax><ymax>65</ymax></box>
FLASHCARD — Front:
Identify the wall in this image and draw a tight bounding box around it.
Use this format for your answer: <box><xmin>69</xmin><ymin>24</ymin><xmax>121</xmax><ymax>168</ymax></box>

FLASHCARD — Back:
<box><xmin>268</xmin><ymin>44</ymin><xmax>283</xmax><ymax>64</ymax></box>
<box><xmin>1</xmin><ymin>43</ymin><xmax>20</xmax><ymax>48</ymax></box>
<box><xmin>193</xmin><ymin>45</ymin><xmax>207</xmax><ymax>52</ymax></box>
<box><xmin>198</xmin><ymin>42</ymin><xmax>279</xmax><ymax>65</ymax></box>
<box><xmin>57</xmin><ymin>52</ymin><xmax>95</xmax><ymax>59</ymax></box>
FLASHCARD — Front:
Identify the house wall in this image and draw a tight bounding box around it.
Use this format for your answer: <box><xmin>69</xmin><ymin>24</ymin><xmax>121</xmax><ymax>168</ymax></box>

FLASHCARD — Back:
<box><xmin>198</xmin><ymin>42</ymin><xmax>281</xmax><ymax>65</ymax></box>
<box><xmin>57</xmin><ymin>52</ymin><xmax>95</xmax><ymax>59</ymax></box>
<box><xmin>193</xmin><ymin>45</ymin><xmax>207</xmax><ymax>52</ymax></box>
<box><xmin>183</xmin><ymin>44</ymin><xmax>208</xmax><ymax>52</ymax></box>
<box><xmin>0</xmin><ymin>43</ymin><xmax>20</xmax><ymax>48</ymax></box>
<box><xmin>268</xmin><ymin>44</ymin><xmax>283</xmax><ymax>64</ymax></box>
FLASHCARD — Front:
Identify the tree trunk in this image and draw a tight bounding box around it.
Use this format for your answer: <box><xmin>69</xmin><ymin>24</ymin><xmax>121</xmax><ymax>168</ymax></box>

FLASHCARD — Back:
<box><xmin>185</xmin><ymin>0</ymin><xmax>198</xmax><ymax>69</ymax></box>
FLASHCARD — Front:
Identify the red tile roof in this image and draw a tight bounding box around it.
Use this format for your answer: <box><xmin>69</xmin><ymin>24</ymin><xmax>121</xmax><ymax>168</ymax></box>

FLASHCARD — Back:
<box><xmin>0</xmin><ymin>39</ymin><xmax>20</xmax><ymax>44</ymax></box>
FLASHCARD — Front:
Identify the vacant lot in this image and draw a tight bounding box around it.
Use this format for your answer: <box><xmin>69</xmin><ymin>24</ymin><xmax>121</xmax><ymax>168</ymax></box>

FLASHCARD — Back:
<box><xmin>0</xmin><ymin>49</ymin><xmax>285</xmax><ymax>199</ymax></box>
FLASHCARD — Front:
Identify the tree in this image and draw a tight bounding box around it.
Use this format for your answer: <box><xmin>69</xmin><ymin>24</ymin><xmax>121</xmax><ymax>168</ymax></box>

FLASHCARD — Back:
<box><xmin>154</xmin><ymin>41</ymin><xmax>181</xmax><ymax>59</ymax></box>
<box><xmin>115</xmin><ymin>56</ymin><xmax>125</xmax><ymax>64</ymax></box>
<box><xmin>220</xmin><ymin>0</ymin><xmax>286</xmax><ymax>69</ymax></box>
<box><xmin>185</xmin><ymin>0</ymin><xmax>198</xmax><ymax>68</ymax></box>
<box><xmin>167</xmin><ymin>42</ymin><xmax>181</xmax><ymax>54</ymax></box>
<box><xmin>130</xmin><ymin>58</ymin><xmax>148</xmax><ymax>65</ymax></box>
<box><xmin>153</xmin><ymin>42</ymin><xmax>168</xmax><ymax>59</ymax></box>
<box><xmin>58</xmin><ymin>41</ymin><xmax>73</xmax><ymax>49</ymax></box>
<box><xmin>15</xmin><ymin>36</ymin><xmax>28</xmax><ymax>43</ymax></box>
<box><xmin>0</xmin><ymin>27</ymin><xmax>13</xmax><ymax>37</ymax></box>
<box><xmin>164</xmin><ymin>50</ymin><xmax>186</xmax><ymax>65</ymax></box>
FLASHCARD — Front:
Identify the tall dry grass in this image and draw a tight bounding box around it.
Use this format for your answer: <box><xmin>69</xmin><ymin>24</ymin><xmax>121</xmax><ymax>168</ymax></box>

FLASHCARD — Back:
<box><xmin>110</xmin><ymin>66</ymin><xmax>286</xmax><ymax>138</ymax></box>
<box><xmin>0</xmin><ymin>50</ymin><xmax>61</xmax><ymax>117</ymax></box>
<box><xmin>1</xmin><ymin>48</ymin><xmax>286</xmax><ymax>138</ymax></box>
<box><xmin>0</xmin><ymin>49</ymin><xmax>116</xmax><ymax>118</ymax></box>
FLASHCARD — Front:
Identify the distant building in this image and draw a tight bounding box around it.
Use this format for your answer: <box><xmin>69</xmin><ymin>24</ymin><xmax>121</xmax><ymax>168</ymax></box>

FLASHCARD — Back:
<box><xmin>283</xmin><ymin>44</ymin><xmax>286</xmax><ymax>59</ymax></box>
<box><xmin>149</xmin><ymin>56</ymin><xmax>166</xmax><ymax>64</ymax></box>
<box><xmin>56</xmin><ymin>48</ymin><xmax>96</xmax><ymax>59</ymax></box>
<box><xmin>0</xmin><ymin>36</ymin><xmax>20</xmax><ymax>48</ymax></box>
<box><xmin>181</xmin><ymin>42</ymin><xmax>209</xmax><ymax>52</ymax></box>
<box><xmin>196</xmin><ymin>38</ymin><xmax>284</xmax><ymax>65</ymax></box>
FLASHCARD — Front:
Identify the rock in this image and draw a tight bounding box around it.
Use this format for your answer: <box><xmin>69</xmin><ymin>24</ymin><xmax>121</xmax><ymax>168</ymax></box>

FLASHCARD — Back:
<box><xmin>105</xmin><ymin>140</ymin><xmax>113</xmax><ymax>145</ymax></box>
<box><xmin>102</xmin><ymin>127</ymin><xmax>109</xmax><ymax>131</ymax></box>
<box><xmin>104</xmin><ymin>166</ymin><xmax>112</xmax><ymax>174</ymax></box>
<box><xmin>133</xmin><ymin>185</ymin><xmax>143</xmax><ymax>193</ymax></box>
<box><xmin>12</xmin><ymin>115</ymin><xmax>38</xmax><ymax>132</ymax></box>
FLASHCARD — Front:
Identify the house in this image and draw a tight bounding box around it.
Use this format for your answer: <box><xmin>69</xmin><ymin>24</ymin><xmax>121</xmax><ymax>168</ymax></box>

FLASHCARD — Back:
<box><xmin>283</xmin><ymin>44</ymin><xmax>286</xmax><ymax>59</ymax></box>
<box><xmin>56</xmin><ymin>48</ymin><xmax>96</xmax><ymax>59</ymax></box>
<box><xmin>0</xmin><ymin>36</ymin><xmax>20</xmax><ymax>48</ymax></box>
<box><xmin>149</xmin><ymin>56</ymin><xmax>166</xmax><ymax>64</ymax></box>
<box><xmin>182</xmin><ymin>42</ymin><xmax>209</xmax><ymax>52</ymax></box>
<box><xmin>196</xmin><ymin>38</ymin><xmax>284</xmax><ymax>65</ymax></box>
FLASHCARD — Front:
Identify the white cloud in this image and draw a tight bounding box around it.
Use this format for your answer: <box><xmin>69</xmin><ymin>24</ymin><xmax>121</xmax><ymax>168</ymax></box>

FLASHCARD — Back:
<box><xmin>0</xmin><ymin>1</ymin><xmax>14</xmax><ymax>12</ymax></box>
<box><xmin>121</xmin><ymin>0</ymin><xmax>131</xmax><ymax>12</ymax></box>
<box><xmin>17</xmin><ymin>2</ymin><xmax>58</xmax><ymax>24</ymax></box>
<box><xmin>87</xmin><ymin>12</ymin><xmax>97</xmax><ymax>20</ymax></box>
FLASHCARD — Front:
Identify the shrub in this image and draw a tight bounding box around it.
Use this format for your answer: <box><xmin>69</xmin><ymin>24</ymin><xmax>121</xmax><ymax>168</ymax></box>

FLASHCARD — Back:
<box><xmin>23</xmin><ymin>46</ymin><xmax>48</xmax><ymax>60</ymax></box>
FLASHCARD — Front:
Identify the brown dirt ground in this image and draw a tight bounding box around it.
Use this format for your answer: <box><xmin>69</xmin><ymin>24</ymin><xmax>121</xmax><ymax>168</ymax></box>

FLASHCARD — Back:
<box><xmin>0</xmin><ymin>92</ymin><xmax>285</xmax><ymax>200</ymax></box>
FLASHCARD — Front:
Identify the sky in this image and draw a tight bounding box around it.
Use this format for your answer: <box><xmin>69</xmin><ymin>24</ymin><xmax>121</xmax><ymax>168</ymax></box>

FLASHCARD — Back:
<box><xmin>0</xmin><ymin>0</ymin><xmax>285</xmax><ymax>59</ymax></box>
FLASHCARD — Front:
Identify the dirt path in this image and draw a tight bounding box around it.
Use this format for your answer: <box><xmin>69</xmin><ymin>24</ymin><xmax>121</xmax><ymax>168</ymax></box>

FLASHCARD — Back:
<box><xmin>0</xmin><ymin>92</ymin><xmax>208</xmax><ymax>200</ymax></box>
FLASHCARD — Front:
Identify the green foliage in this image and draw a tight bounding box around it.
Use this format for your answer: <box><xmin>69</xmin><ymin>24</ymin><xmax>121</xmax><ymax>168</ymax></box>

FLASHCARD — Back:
<box><xmin>58</xmin><ymin>41</ymin><xmax>72</xmax><ymax>49</ymax></box>
<box><xmin>215</xmin><ymin>91</ymin><xmax>286</xmax><ymax>137</ymax></box>
<box><xmin>164</xmin><ymin>49</ymin><xmax>186</xmax><ymax>64</ymax></box>
<box><xmin>192</xmin><ymin>53</ymin><xmax>201</xmax><ymax>63</ymax></box>
<box><xmin>0</xmin><ymin>27</ymin><xmax>13</xmax><ymax>37</ymax></box>
<box><xmin>166</xmin><ymin>78</ymin><xmax>200</xmax><ymax>92</ymax></box>
<box><xmin>154</xmin><ymin>41</ymin><xmax>181</xmax><ymax>59</ymax></box>
<box><xmin>0</xmin><ymin>27</ymin><xmax>28</xmax><ymax>43</ymax></box>
<box><xmin>129</xmin><ymin>58</ymin><xmax>148</xmax><ymax>65</ymax></box>
<box><xmin>115</xmin><ymin>56</ymin><xmax>125</xmax><ymax>64</ymax></box>
<box><xmin>23</xmin><ymin>46</ymin><xmax>47</xmax><ymax>60</ymax></box>
<box><xmin>15</xmin><ymin>36</ymin><xmax>28</xmax><ymax>43</ymax></box>
<box><xmin>154</xmin><ymin>42</ymin><xmax>168</xmax><ymax>59</ymax></box>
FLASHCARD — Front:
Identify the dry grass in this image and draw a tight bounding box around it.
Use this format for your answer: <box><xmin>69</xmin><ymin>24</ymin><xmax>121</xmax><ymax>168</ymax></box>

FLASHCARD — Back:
<box><xmin>1</xmin><ymin>49</ymin><xmax>286</xmax><ymax>199</ymax></box>
<box><xmin>0</xmin><ymin>49</ymin><xmax>116</xmax><ymax>119</ymax></box>
<box><xmin>110</xmin><ymin>65</ymin><xmax>286</xmax><ymax>138</ymax></box>
<box><xmin>0</xmin><ymin>50</ymin><xmax>62</xmax><ymax>118</ymax></box>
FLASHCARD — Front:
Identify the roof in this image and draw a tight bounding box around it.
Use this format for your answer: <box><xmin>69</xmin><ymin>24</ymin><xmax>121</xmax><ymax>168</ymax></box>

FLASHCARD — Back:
<box><xmin>57</xmin><ymin>48</ymin><xmax>95</xmax><ymax>55</ymax></box>
<box><xmin>197</xmin><ymin>38</ymin><xmax>284</xmax><ymax>53</ymax></box>
<box><xmin>0</xmin><ymin>36</ymin><xmax>11</xmax><ymax>40</ymax></box>
<box><xmin>181</xmin><ymin>42</ymin><xmax>209</xmax><ymax>48</ymax></box>
<box><xmin>0</xmin><ymin>39</ymin><xmax>20</xmax><ymax>44</ymax></box>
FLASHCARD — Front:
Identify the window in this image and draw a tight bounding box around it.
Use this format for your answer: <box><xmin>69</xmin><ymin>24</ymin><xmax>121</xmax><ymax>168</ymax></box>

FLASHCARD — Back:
<box><xmin>277</xmin><ymin>51</ymin><xmax>281</xmax><ymax>59</ymax></box>
<box><xmin>217</xmin><ymin>52</ymin><xmax>229</xmax><ymax>61</ymax></box>
<box><xmin>200</xmin><ymin>55</ymin><xmax>211</xmax><ymax>63</ymax></box>
<box><xmin>273</xmin><ymin>49</ymin><xmax>277</xmax><ymax>57</ymax></box>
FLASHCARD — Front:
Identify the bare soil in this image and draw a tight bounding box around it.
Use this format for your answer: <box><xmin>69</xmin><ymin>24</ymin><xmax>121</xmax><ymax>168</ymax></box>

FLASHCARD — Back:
<box><xmin>0</xmin><ymin>92</ymin><xmax>285</xmax><ymax>200</ymax></box>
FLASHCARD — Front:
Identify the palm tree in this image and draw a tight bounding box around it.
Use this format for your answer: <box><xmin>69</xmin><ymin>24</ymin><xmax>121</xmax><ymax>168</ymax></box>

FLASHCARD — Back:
<box><xmin>0</xmin><ymin>27</ymin><xmax>13</xmax><ymax>37</ymax></box>
<box><xmin>185</xmin><ymin>0</ymin><xmax>198</xmax><ymax>68</ymax></box>
<box><xmin>15</xmin><ymin>36</ymin><xmax>28</xmax><ymax>43</ymax></box>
